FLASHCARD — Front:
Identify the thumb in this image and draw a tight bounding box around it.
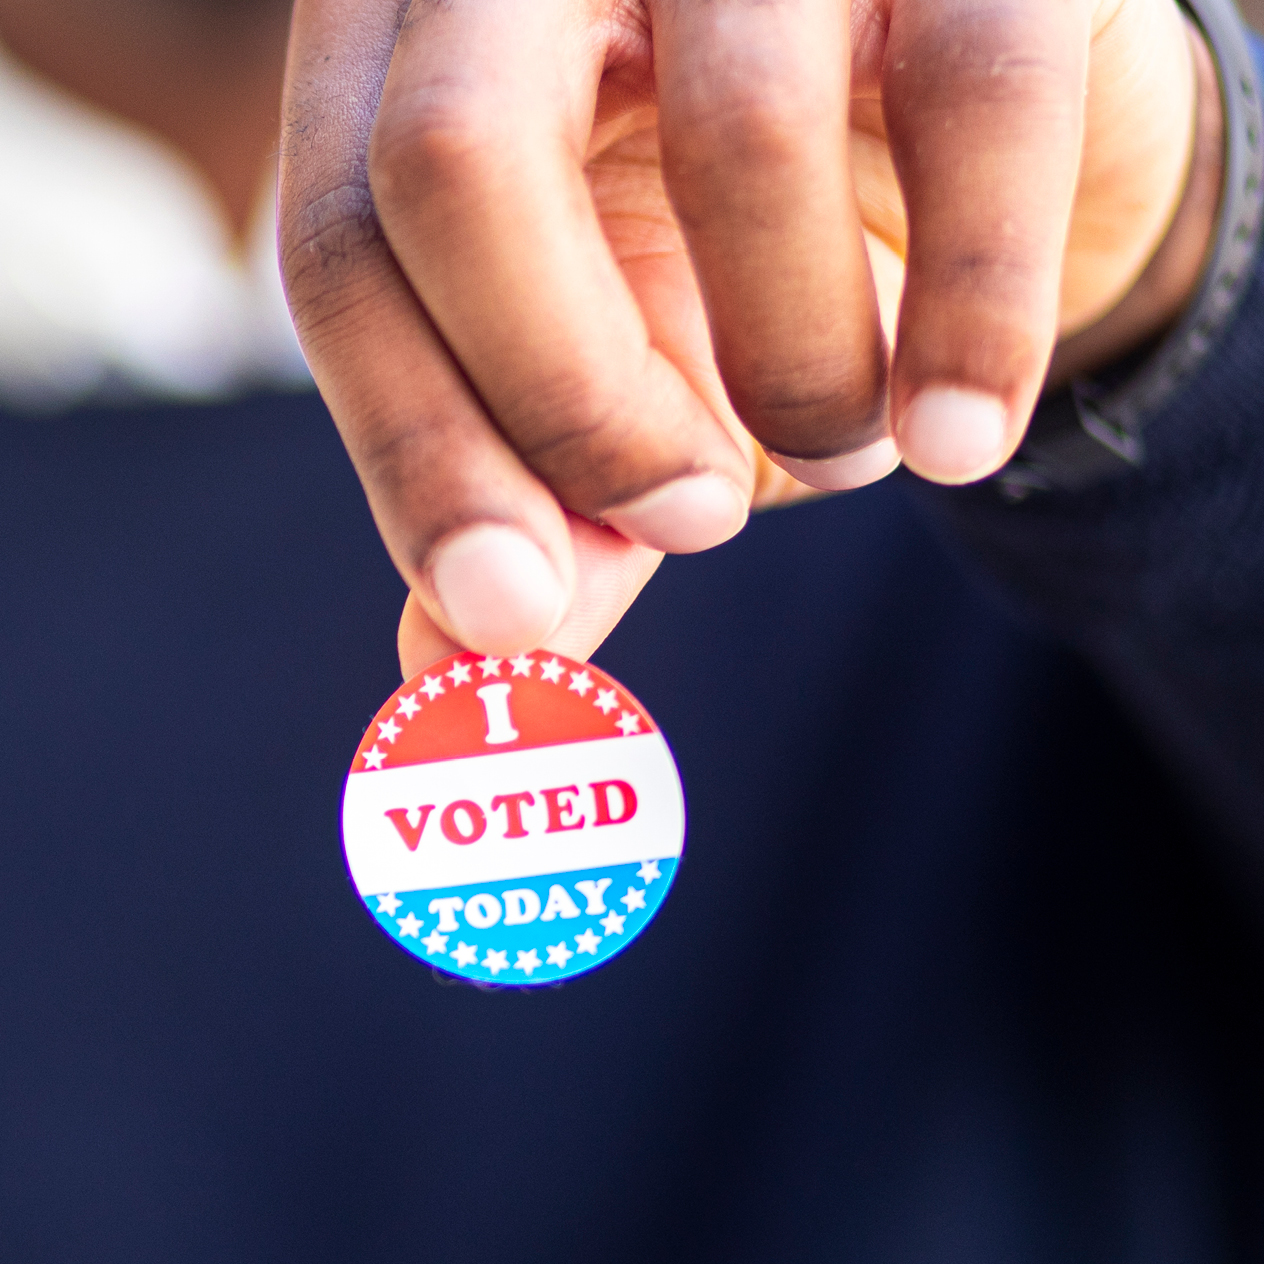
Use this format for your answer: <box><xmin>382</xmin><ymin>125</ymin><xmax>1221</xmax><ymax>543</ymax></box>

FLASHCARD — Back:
<box><xmin>399</xmin><ymin>514</ymin><xmax>663</xmax><ymax>677</ymax></box>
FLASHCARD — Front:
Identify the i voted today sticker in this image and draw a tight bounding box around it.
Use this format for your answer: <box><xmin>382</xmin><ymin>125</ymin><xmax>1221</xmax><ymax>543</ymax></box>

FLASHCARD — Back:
<box><xmin>342</xmin><ymin>651</ymin><xmax>685</xmax><ymax>986</ymax></box>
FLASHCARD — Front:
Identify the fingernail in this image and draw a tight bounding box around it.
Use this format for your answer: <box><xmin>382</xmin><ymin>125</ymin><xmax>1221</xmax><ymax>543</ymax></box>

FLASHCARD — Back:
<box><xmin>897</xmin><ymin>387</ymin><xmax>1008</xmax><ymax>485</ymax></box>
<box><xmin>603</xmin><ymin>473</ymin><xmax>748</xmax><ymax>554</ymax></box>
<box><xmin>767</xmin><ymin>436</ymin><xmax>901</xmax><ymax>491</ymax></box>
<box><xmin>429</xmin><ymin>524</ymin><xmax>569</xmax><ymax>655</ymax></box>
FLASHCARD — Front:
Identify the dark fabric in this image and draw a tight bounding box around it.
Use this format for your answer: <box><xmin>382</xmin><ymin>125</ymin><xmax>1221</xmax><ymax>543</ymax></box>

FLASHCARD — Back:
<box><xmin>913</xmin><ymin>44</ymin><xmax>1264</xmax><ymax>866</ymax></box>
<box><xmin>5</xmin><ymin>35</ymin><xmax>1264</xmax><ymax>1260</ymax></box>
<box><xmin>1</xmin><ymin>383</ymin><xmax>1263</xmax><ymax>1261</ymax></box>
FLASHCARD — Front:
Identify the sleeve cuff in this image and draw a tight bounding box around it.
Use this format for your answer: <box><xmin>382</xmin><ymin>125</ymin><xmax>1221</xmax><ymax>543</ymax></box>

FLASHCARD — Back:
<box><xmin>993</xmin><ymin>0</ymin><xmax>1264</xmax><ymax>501</ymax></box>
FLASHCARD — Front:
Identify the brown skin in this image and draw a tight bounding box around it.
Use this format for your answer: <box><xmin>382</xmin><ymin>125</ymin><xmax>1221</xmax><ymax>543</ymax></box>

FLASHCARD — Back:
<box><xmin>0</xmin><ymin>0</ymin><xmax>1227</xmax><ymax>672</ymax></box>
<box><xmin>280</xmin><ymin>0</ymin><xmax>1225</xmax><ymax>668</ymax></box>
<box><xmin>0</xmin><ymin>0</ymin><xmax>292</xmax><ymax>240</ymax></box>
<box><xmin>393</xmin><ymin>15</ymin><xmax>1226</xmax><ymax>677</ymax></box>
<box><xmin>1049</xmin><ymin>23</ymin><xmax>1224</xmax><ymax>388</ymax></box>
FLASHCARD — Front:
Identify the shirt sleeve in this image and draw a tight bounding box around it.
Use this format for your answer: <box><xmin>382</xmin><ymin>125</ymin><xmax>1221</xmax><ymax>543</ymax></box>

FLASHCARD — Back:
<box><xmin>907</xmin><ymin>34</ymin><xmax>1264</xmax><ymax>854</ymax></box>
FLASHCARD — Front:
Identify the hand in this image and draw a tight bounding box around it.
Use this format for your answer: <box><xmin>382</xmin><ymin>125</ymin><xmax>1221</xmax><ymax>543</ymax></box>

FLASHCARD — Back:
<box><xmin>279</xmin><ymin>0</ymin><xmax>1210</xmax><ymax>672</ymax></box>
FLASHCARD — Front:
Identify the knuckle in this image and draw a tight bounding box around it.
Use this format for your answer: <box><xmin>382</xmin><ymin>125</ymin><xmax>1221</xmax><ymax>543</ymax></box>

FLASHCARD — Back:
<box><xmin>667</xmin><ymin>78</ymin><xmax>836</xmax><ymax>178</ymax></box>
<box><xmin>346</xmin><ymin>421</ymin><xmax>458</xmax><ymax>577</ymax></box>
<box><xmin>347</xmin><ymin>398</ymin><xmax>461</xmax><ymax>508</ymax></box>
<box><xmin>935</xmin><ymin>239</ymin><xmax>1050</xmax><ymax>312</ymax></box>
<box><xmin>351</xmin><ymin>411</ymin><xmax>428</xmax><ymax>498</ymax></box>
<box><xmin>280</xmin><ymin>182</ymin><xmax>387</xmax><ymax>319</ymax></box>
<box><xmin>369</xmin><ymin>88</ymin><xmax>507</xmax><ymax>214</ymax></box>
<box><xmin>919</xmin><ymin>264</ymin><xmax>1052</xmax><ymax>379</ymax></box>
<box><xmin>513</xmin><ymin>375</ymin><xmax>626</xmax><ymax>460</ymax></box>
<box><xmin>726</xmin><ymin>357</ymin><xmax>887</xmax><ymax>450</ymax></box>
<box><xmin>896</xmin><ymin>7</ymin><xmax>1082</xmax><ymax>117</ymax></box>
<box><xmin>500</xmin><ymin>371</ymin><xmax>653</xmax><ymax>505</ymax></box>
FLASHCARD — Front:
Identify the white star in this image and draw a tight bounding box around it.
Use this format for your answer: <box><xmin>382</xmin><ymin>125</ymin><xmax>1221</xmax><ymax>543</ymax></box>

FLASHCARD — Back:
<box><xmin>395</xmin><ymin>692</ymin><xmax>421</xmax><ymax>720</ymax></box>
<box><xmin>600</xmin><ymin>910</ymin><xmax>626</xmax><ymax>936</ymax></box>
<box><xmin>538</xmin><ymin>657</ymin><xmax>564</xmax><ymax>683</ymax></box>
<box><xmin>546</xmin><ymin>941</ymin><xmax>575</xmax><ymax>967</ymax></box>
<box><xmin>482</xmin><ymin>949</ymin><xmax>509</xmax><ymax>975</ymax></box>
<box><xmin>396</xmin><ymin>912</ymin><xmax>423</xmax><ymax>938</ymax></box>
<box><xmin>375</xmin><ymin>892</ymin><xmax>402</xmax><ymax>916</ymax></box>
<box><xmin>574</xmin><ymin>928</ymin><xmax>602</xmax><ymax>955</ymax></box>
<box><xmin>509</xmin><ymin>653</ymin><xmax>535</xmax><ymax>677</ymax></box>
<box><xmin>362</xmin><ymin>745</ymin><xmax>386</xmax><ymax>770</ymax></box>
<box><xmin>568</xmin><ymin>669</ymin><xmax>594</xmax><ymax>697</ymax></box>
<box><xmin>446</xmin><ymin>660</ymin><xmax>473</xmax><ymax>686</ymax></box>
<box><xmin>477</xmin><ymin>656</ymin><xmax>503</xmax><ymax>678</ymax></box>
<box><xmin>377</xmin><ymin>716</ymin><xmax>402</xmax><ymax>744</ymax></box>
<box><xmin>420</xmin><ymin>674</ymin><xmax>446</xmax><ymax>700</ymax></box>
<box><xmin>637</xmin><ymin>860</ymin><xmax>662</xmax><ymax>884</ymax></box>
<box><xmin>616</xmin><ymin>710</ymin><xmax>642</xmax><ymax>736</ymax></box>
<box><xmin>450</xmin><ymin>940</ymin><xmax>479</xmax><ymax>967</ymax></box>
<box><xmin>620</xmin><ymin>887</ymin><xmax>647</xmax><ymax>912</ymax></box>
<box><xmin>593</xmin><ymin>688</ymin><xmax>619</xmax><ymax>715</ymax></box>
<box><xmin>514</xmin><ymin>949</ymin><xmax>542</xmax><ymax>976</ymax></box>
<box><xmin>421</xmin><ymin>929</ymin><xmax>449</xmax><ymax>956</ymax></box>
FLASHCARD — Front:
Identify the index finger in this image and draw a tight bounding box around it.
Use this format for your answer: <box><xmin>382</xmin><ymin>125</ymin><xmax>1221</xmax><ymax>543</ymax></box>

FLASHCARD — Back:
<box><xmin>366</xmin><ymin>0</ymin><xmax>755</xmax><ymax>553</ymax></box>
<box><xmin>399</xmin><ymin>515</ymin><xmax>664</xmax><ymax>676</ymax></box>
<box><xmin>280</xmin><ymin>0</ymin><xmax>579</xmax><ymax>654</ymax></box>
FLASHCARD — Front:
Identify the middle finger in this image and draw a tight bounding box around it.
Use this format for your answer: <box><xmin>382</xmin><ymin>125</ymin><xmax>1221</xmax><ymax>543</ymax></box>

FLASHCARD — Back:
<box><xmin>368</xmin><ymin>0</ymin><xmax>755</xmax><ymax>554</ymax></box>
<box><xmin>652</xmin><ymin>0</ymin><xmax>894</xmax><ymax>487</ymax></box>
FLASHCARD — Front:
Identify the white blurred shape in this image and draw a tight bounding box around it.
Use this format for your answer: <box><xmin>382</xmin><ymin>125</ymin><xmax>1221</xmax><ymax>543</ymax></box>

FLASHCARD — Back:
<box><xmin>0</xmin><ymin>42</ymin><xmax>311</xmax><ymax>412</ymax></box>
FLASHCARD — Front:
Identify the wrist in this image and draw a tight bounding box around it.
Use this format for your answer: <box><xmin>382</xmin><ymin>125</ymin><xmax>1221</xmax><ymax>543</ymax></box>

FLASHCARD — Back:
<box><xmin>1048</xmin><ymin>20</ymin><xmax>1225</xmax><ymax>388</ymax></box>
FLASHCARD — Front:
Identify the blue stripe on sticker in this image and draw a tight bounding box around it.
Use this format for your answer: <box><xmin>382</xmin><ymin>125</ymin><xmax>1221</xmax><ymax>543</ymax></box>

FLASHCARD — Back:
<box><xmin>362</xmin><ymin>858</ymin><xmax>679</xmax><ymax>985</ymax></box>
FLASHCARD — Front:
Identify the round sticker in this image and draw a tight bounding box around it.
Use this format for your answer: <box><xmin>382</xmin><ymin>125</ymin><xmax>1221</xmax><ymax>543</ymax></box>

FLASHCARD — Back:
<box><xmin>342</xmin><ymin>651</ymin><xmax>685</xmax><ymax>985</ymax></box>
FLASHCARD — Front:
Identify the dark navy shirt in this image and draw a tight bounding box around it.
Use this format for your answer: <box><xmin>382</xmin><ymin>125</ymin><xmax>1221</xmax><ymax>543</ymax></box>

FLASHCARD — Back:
<box><xmin>5</xmin><ymin>51</ymin><xmax>1264</xmax><ymax>1264</ymax></box>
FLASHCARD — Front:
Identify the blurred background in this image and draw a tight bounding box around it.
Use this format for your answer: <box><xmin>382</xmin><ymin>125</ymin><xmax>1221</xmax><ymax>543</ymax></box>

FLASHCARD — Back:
<box><xmin>2</xmin><ymin>4</ymin><xmax>1264</xmax><ymax>1264</ymax></box>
